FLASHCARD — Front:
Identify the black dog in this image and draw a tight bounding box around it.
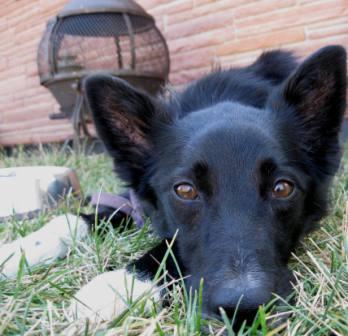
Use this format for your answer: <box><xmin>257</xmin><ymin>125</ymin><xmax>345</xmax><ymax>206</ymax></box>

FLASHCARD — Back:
<box><xmin>84</xmin><ymin>45</ymin><xmax>347</xmax><ymax>322</ymax></box>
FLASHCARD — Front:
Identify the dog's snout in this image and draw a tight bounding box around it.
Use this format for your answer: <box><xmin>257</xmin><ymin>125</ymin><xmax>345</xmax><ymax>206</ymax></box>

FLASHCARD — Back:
<box><xmin>208</xmin><ymin>277</ymin><xmax>272</xmax><ymax>324</ymax></box>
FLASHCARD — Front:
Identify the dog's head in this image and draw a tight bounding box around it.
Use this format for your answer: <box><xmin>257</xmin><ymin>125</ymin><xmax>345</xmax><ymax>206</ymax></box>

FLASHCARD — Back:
<box><xmin>85</xmin><ymin>46</ymin><xmax>347</xmax><ymax>321</ymax></box>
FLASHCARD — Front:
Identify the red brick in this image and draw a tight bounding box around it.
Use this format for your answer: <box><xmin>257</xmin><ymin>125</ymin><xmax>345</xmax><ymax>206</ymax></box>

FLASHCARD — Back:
<box><xmin>171</xmin><ymin>46</ymin><xmax>216</xmax><ymax>72</ymax></box>
<box><xmin>168</xmin><ymin>0</ymin><xmax>246</xmax><ymax>25</ymax></box>
<box><xmin>287</xmin><ymin>34</ymin><xmax>348</xmax><ymax>58</ymax></box>
<box><xmin>219</xmin><ymin>49</ymin><xmax>263</xmax><ymax>68</ymax></box>
<box><xmin>233</xmin><ymin>0</ymin><xmax>296</xmax><ymax>18</ymax></box>
<box><xmin>150</xmin><ymin>0</ymin><xmax>193</xmax><ymax>16</ymax></box>
<box><xmin>2</xmin><ymin>101</ymin><xmax>52</xmax><ymax>123</ymax></box>
<box><xmin>169</xmin><ymin>65</ymin><xmax>211</xmax><ymax>85</ymax></box>
<box><xmin>217</xmin><ymin>27</ymin><xmax>305</xmax><ymax>56</ymax></box>
<box><xmin>306</xmin><ymin>16</ymin><xmax>348</xmax><ymax>39</ymax></box>
<box><xmin>167</xmin><ymin>10</ymin><xmax>234</xmax><ymax>39</ymax></box>
<box><xmin>235</xmin><ymin>0</ymin><xmax>347</xmax><ymax>38</ymax></box>
<box><xmin>169</xmin><ymin>27</ymin><xmax>234</xmax><ymax>54</ymax></box>
<box><xmin>139</xmin><ymin>0</ymin><xmax>169</xmax><ymax>10</ymax></box>
<box><xmin>0</xmin><ymin>58</ymin><xmax>7</xmax><ymax>72</ymax></box>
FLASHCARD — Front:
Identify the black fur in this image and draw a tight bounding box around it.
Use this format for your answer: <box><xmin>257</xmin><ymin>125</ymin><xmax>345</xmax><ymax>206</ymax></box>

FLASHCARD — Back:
<box><xmin>85</xmin><ymin>46</ymin><xmax>347</xmax><ymax>324</ymax></box>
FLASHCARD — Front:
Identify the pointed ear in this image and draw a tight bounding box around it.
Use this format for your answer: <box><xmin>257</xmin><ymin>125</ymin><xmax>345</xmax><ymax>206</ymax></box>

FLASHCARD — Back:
<box><xmin>84</xmin><ymin>74</ymin><xmax>167</xmax><ymax>188</ymax></box>
<box><xmin>271</xmin><ymin>45</ymin><xmax>347</xmax><ymax>175</ymax></box>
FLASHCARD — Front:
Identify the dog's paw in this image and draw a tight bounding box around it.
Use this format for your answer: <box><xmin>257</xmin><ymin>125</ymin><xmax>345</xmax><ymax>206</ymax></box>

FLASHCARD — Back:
<box><xmin>0</xmin><ymin>214</ymin><xmax>89</xmax><ymax>279</ymax></box>
<box><xmin>69</xmin><ymin>269</ymin><xmax>159</xmax><ymax>322</ymax></box>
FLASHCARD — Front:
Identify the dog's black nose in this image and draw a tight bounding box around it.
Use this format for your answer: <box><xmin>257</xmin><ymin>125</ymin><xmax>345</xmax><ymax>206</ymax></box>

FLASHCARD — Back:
<box><xmin>209</xmin><ymin>281</ymin><xmax>271</xmax><ymax>324</ymax></box>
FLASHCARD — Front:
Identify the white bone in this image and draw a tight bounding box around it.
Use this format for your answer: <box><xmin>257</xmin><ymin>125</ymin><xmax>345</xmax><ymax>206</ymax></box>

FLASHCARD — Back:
<box><xmin>0</xmin><ymin>214</ymin><xmax>89</xmax><ymax>279</ymax></box>
<box><xmin>69</xmin><ymin>269</ymin><xmax>159</xmax><ymax>322</ymax></box>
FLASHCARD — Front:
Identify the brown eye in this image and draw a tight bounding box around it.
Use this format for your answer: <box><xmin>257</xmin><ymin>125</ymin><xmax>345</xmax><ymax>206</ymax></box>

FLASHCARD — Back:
<box><xmin>174</xmin><ymin>183</ymin><xmax>198</xmax><ymax>200</ymax></box>
<box><xmin>272</xmin><ymin>180</ymin><xmax>294</xmax><ymax>198</ymax></box>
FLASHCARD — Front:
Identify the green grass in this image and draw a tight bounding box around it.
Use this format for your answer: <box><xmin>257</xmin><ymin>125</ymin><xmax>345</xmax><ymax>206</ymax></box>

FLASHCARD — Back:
<box><xmin>0</xmin><ymin>145</ymin><xmax>347</xmax><ymax>335</ymax></box>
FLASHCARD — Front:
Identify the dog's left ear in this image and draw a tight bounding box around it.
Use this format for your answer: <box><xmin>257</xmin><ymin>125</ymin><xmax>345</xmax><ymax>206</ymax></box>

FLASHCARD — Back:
<box><xmin>84</xmin><ymin>74</ymin><xmax>169</xmax><ymax>188</ymax></box>
<box><xmin>270</xmin><ymin>45</ymin><xmax>347</xmax><ymax>175</ymax></box>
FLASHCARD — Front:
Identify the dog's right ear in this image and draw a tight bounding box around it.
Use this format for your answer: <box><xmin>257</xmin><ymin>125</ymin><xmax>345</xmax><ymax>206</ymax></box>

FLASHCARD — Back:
<box><xmin>84</xmin><ymin>75</ymin><xmax>168</xmax><ymax>188</ymax></box>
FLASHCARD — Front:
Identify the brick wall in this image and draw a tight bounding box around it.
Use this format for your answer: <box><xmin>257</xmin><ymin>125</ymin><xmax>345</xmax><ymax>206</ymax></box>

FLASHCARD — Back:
<box><xmin>0</xmin><ymin>0</ymin><xmax>347</xmax><ymax>146</ymax></box>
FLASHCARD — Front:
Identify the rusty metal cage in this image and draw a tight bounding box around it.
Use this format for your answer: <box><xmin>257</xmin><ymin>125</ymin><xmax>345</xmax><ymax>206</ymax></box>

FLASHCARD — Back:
<box><xmin>37</xmin><ymin>0</ymin><xmax>170</xmax><ymax>138</ymax></box>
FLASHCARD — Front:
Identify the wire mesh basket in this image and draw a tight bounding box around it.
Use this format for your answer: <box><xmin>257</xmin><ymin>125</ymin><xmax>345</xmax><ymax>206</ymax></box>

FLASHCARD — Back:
<box><xmin>37</xmin><ymin>0</ymin><xmax>170</xmax><ymax>138</ymax></box>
